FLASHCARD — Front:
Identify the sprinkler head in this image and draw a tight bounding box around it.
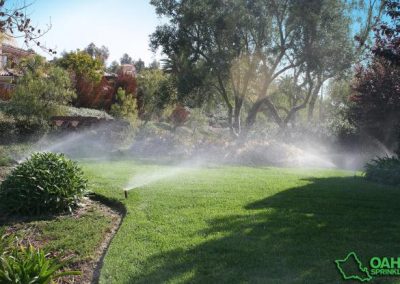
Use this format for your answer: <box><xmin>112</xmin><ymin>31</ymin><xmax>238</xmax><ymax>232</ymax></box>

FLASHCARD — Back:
<box><xmin>124</xmin><ymin>190</ymin><xmax>128</xmax><ymax>199</ymax></box>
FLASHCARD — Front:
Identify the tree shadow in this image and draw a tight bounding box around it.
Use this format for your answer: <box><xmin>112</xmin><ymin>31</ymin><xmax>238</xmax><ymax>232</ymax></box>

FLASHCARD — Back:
<box><xmin>127</xmin><ymin>176</ymin><xmax>400</xmax><ymax>283</ymax></box>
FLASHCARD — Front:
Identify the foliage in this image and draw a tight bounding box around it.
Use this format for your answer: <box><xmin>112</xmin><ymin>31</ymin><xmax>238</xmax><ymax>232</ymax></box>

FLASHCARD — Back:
<box><xmin>350</xmin><ymin>0</ymin><xmax>400</xmax><ymax>153</ymax></box>
<box><xmin>120</xmin><ymin>53</ymin><xmax>133</xmax><ymax>65</ymax></box>
<box><xmin>84</xmin><ymin>42</ymin><xmax>109</xmax><ymax>64</ymax></box>
<box><xmin>0</xmin><ymin>155</ymin><xmax>12</xmax><ymax>166</ymax></box>
<box><xmin>170</xmin><ymin>105</ymin><xmax>190</xmax><ymax>128</ymax></box>
<box><xmin>150</xmin><ymin>0</ymin><xmax>363</xmax><ymax>135</ymax></box>
<box><xmin>0</xmin><ymin>143</ymin><xmax>33</xmax><ymax>167</ymax></box>
<box><xmin>0</xmin><ymin>116</ymin><xmax>45</xmax><ymax>145</ymax></box>
<box><xmin>115</xmin><ymin>73</ymin><xmax>137</xmax><ymax>97</ymax></box>
<box><xmin>61</xmin><ymin>105</ymin><xmax>113</xmax><ymax>119</ymax></box>
<box><xmin>187</xmin><ymin>108</ymin><xmax>208</xmax><ymax>132</ymax></box>
<box><xmin>57</xmin><ymin>51</ymin><xmax>103</xmax><ymax>83</ymax></box>
<box><xmin>323</xmin><ymin>78</ymin><xmax>358</xmax><ymax>140</ymax></box>
<box><xmin>4</xmin><ymin>55</ymin><xmax>75</xmax><ymax>125</ymax></box>
<box><xmin>364</xmin><ymin>156</ymin><xmax>400</xmax><ymax>186</ymax></box>
<box><xmin>0</xmin><ymin>87</ymin><xmax>12</xmax><ymax>101</ymax></box>
<box><xmin>107</xmin><ymin>60</ymin><xmax>120</xmax><ymax>73</ymax></box>
<box><xmin>370</xmin><ymin>0</ymin><xmax>400</xmax><ymax>65</ymax></box>
<box><xmin>110</xmin><ymin>87</ymin><xmax>138</xmax><ymax>125</ymax></box>
<box><xmin>73</xmin><ymin>76</ymin><xmax>115</xmax><ymax>109</ymax></box>
<box><xmin>0</xmin><ymin>1</ymin><xmax>56</xmax><ymax>53</ymax></box>
<box><xmin>350</xmin><ymin>58</ymin><xmax>400</xmax><ymax>152</ymax></box>
<box><xmin>0</xmin><ymin>152</ymin><xmax>87</xmax><ymax>215</ymax></box>
<box><xmin>0</xmin><ymin>241</ymin><xmax>79</xmax><ymax>284</ymax></box>
<box><xmin>137</xmin><ymin>69</ymin><xmax>177</xmax><ymax>120</ymax></box>
<box><xmin>134</xmin><ymin>58</ymin><xmax>145</xmax><ymax>73</ymax></box>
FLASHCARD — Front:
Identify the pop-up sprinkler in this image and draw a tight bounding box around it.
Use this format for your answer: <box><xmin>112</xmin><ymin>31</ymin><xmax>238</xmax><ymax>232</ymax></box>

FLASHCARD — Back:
<box><xmin>124</xmin><ymin>190</ymin><xmax>128</xmax><ymax>199</ymax></box>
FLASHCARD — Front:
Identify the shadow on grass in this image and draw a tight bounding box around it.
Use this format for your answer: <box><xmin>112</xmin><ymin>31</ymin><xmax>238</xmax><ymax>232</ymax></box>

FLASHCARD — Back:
<box><xmin>127</xmin><ymin>176</ymin><xmax>400</xmax><ymax>283</ymax></box>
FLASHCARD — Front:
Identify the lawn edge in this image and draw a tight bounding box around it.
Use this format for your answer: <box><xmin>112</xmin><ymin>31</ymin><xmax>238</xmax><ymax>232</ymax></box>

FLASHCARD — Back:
<box><xmin>87</xmin><ymin>193</ymin><xmax>127</xmax><ymax>284</ymax></box>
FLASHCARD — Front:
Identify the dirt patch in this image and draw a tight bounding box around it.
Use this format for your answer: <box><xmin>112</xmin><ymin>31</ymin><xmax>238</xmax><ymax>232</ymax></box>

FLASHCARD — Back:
<box><xmin>1</xmin><ymin>197</ymin><xmax>124</xmax><ymax>284</ymax></box>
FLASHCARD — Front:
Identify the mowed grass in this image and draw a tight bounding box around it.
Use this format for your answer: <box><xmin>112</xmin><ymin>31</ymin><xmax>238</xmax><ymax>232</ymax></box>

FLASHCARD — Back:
<box><xmin>81</xmin><ymin>160</ymin><xmax>400</xmax><ymax>283</ymax></box>
<box><xmin>0</xmin><ymin>206</ymin><xmax>114</xmax><ymax>263</ymax></box>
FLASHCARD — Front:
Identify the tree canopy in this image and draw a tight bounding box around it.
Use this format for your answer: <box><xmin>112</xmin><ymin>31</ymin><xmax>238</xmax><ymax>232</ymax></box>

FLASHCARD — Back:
<box><xmin>150</xmin><ymin>0</ymin><xmax>369</xmax><ymax>137</ymax></box>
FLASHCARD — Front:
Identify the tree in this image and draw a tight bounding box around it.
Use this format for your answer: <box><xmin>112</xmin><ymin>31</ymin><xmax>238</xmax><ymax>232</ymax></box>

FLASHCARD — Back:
<box><xmin>350</xmin><ymin>0</ymin><xmax>400</xmax><ymax>153</ymax></box>
<box><xmin>107</xmin><ymin>60</ymin><xmax>120</xmax><ymax>73</ymax></box>
<box><xmin>84</xmin><ymin>42</ymin><xmax>109</xmax><ymax>64</ymax></box>
<box><xmin>148</xmin><ymin>59</ymin><xmax>160</xmax><ymax>70</ymax></box>
<box><xmin>370</xmin><ymin>0</ymin><xmax>400</xmax><ymax>65</ymax></box>
<box><xmin>137</xmin><ymin>69</ymin><xmax>176</xmax><ymax>121</ymax></box>
<box><xmin>110</xmin><ymin>87</ymin><xmax>138</xmax><ymax>124</ymax></box>
<box><xmin>56</xmin><ymin>51</ymin><xmax>104</xmax><ymax>107</ymax></box>
<box><xmin>150</xmin><ymin>0</ymin><xmax>367</xmax><ymax>137</ymax></box>
<box><xmin>0</xmin><ymin>0</ymin><xmax>56</xmax><ymax>54</ymax></box>
<box><xmin>114</xmin><ymin>73</ymin><xmax>137</xmax><ymax>98</ymax></box>
<box><xmin>350</xmin><ymin>58</ymin><xmax>400</xmax><ymax>152</ymax></box>
<box><xmin>5</xmin><ymin>55</ymin><xmax>75</xmax><ymax>122</ymax></box>
<box><xmin>120</xmin><ymin>53</ymin><xmax>133</xmax><ymax>64</ymax></box>
<box><xmin>134</xmin><ymin>58</ymin><xmax>145</xmax><ymax>73</ymax></box>
<box><xmin>57</xmin><ymin>51</ymin><xmax>103</xmax><ymax>82</ymax></box>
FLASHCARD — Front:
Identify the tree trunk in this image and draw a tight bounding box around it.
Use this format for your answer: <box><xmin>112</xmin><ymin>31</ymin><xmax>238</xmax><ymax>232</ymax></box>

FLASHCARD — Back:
<box><xmin>233</xmin><ymin>96</ymin><xmax>244</xmax><ymax>135</ymax></box>
<box><xmin>307</xmin><ymin>92</ymin><xmax>319</xmax><ymax>122</ymax></box>
<box><xmin>307</xmin><ymin>80</ymin><xmax>323</xmax><ymax>122</ymax></box>
<box><xmin>216</xmin><ymin>74</ymin><xmax>235</xmax><ymax>136</ymax></box>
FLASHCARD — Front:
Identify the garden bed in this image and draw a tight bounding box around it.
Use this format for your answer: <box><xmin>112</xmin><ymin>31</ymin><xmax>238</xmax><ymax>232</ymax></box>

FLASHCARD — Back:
<box><xmin>0</xmin><ymin>197</ymin><xmax>124</xmax><ymax>284</ymax></box>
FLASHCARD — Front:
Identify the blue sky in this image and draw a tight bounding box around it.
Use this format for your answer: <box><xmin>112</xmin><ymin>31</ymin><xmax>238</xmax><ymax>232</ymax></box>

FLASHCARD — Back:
<box><xmin>10</xmin><ymin>0</ymin><xmax>163</xmax><ymax>65</ymax></box>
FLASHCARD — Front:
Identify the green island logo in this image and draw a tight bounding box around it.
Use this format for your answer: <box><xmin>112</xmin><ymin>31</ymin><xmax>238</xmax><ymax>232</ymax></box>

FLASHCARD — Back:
<box><xmin>335</xmin><ymin>252</ymin><xmax>400</xmax><ymax>282</ymax></box>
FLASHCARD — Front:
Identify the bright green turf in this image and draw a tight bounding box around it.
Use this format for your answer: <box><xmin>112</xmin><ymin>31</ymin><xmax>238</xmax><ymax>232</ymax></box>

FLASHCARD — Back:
<box><xmin>81</xmin><ymin>160</ymin><xmax>400</xmax><ymax>283</ymax></box>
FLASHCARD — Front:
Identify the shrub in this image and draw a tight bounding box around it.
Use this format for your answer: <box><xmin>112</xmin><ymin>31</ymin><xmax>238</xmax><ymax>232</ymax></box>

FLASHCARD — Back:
<box><xmin>110</xmin><ymin>87</ymin><xmax>138</xmax><ymax>125</ymax></box>
<box><xmin>0</xmin><ymin>241</ymin><xmax>79</xmax><ymax>283</ymax></box>
<box><xmin>170</xmin><ymin>105</ymin><xmax>190</xmax><ymax>129</ymax></box>
<box><xmin>0</xmin><ymin>152</ymin><xmax>87</xmax><ymax>215</ymax></box>
<box><xmin>6</xmin><ymin>56</ymin><xmax>75</xmax><ymax>123</ymax></box>
<box><xmin>364</xmin><ymin>156</ymin><xmax>400</xmax><ymax>186</ymax></box>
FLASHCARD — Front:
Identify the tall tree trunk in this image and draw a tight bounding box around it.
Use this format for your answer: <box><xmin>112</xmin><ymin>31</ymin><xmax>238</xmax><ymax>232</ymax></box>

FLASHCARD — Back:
<box><xmin>217</xmin><ymin>74</ymin><xmax>234</xmax><ymax>136</ymax></box>
<box><xmin>233</xmin><ymin>96</ymin><xmax>244</xmax><ymax>135</ymax></box>
<box><xmin>307</xmin><ymin>79</ymin><xmax>324</xmax><ymax>122</ymax></box>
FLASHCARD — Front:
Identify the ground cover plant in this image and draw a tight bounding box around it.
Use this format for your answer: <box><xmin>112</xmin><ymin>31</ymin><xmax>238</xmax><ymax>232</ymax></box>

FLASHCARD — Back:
<box><xmin>364</xmin><ymin>156</ymin><xmax>400</xmax><ymax>186</ymax></box>
<box><xmin>79</xmin><ymin>160</ymin><xmax>400</xmax><ymax>283</ymax></box>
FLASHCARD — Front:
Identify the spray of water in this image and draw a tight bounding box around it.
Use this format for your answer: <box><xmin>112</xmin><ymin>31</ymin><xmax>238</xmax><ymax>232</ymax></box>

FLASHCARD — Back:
<box><xmin>15</xmin><ymin>124</ymin><xmax>117</xmax><ymax>163</ymax></box>
<box><xmin>124</xmin><ymin>157</ymin><xmax>205</xmax><ymax>191</ymax></box>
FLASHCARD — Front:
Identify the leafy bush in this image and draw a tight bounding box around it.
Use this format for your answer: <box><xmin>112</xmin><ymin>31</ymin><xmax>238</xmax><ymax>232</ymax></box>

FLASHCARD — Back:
<box><xmin>5</xmin><ymin>55</ymin><xmax>75</xmax><ymax>123</ymax></box>
<box><xmin>364</xmin><ymin>156</ymin><xmax>400</xmax><ymax>186</ymax></box>
<box><xmin>0</xmin><ymin>111</ymin><xmax>48</xmax><ymax>144</ymax></box>
<box><xmin>110</xmin><ymin>87</ymin><xmax>138</xmax><ymax>125</ymax></box>
<box><xmin>170</xmin><ymin>105</ymin><xmax>190</xmax><ymax>128</ymax></box>
<box><xmin>0</xmin><ymin>155</ymin><xmax>12</xmax><ymax>167</ymax></box>
<box><xmin>0</xmin><ymin>152</ymin><xmax>87</xmax><ymax>215</ymax></box>
<box><xmin>0</xmin><ymin>241</ymin><xmax>79</xmax><ymax>283</ymax></box>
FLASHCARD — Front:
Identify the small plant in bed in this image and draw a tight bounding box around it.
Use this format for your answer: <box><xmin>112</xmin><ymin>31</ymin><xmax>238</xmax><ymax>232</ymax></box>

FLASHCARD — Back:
<box><xmin>0</xmin><ymin>240</ymin><xmax>80</xmax><ymax>283</ymax></box>
<box><xmin>0</xmin><ymin>152</ymin><xmax>87</xmax><ymax>215</ymax></box>
<box><xmin>364</xmin><ymin>156</ymin><xmax>400</xmax><ymax>186</ymax></box>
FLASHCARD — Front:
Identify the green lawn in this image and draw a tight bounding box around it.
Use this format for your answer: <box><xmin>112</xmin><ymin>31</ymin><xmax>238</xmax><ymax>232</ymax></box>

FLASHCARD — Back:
<box><xmin>81</xmin><ymin>160</ymin><xmax>400</xmax><ymax>283</ymax></box>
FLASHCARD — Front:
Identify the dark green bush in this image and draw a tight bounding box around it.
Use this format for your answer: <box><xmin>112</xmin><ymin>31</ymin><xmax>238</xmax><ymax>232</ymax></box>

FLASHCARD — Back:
<box><xmin>364</xmin><ymin>156</ymin><xmax>400</xmax><ymax>186</ymax></box>
<box><xmin>0</xmin><ymin>152</ymin><xmax>87</xmax><ymax>215</ymax></box>
<box><xmin>0</xmin><ymin>241</ymin><xmax>80</xmax><ymax>283</ymax></box>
